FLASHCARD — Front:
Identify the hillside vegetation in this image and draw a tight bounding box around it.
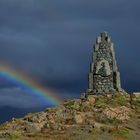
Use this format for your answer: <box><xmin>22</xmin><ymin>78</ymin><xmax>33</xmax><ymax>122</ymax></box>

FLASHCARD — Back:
<box><xmin>0</xmin><ymin>92</ymin><xmax>140</xmax><ymax>140</ymax></box>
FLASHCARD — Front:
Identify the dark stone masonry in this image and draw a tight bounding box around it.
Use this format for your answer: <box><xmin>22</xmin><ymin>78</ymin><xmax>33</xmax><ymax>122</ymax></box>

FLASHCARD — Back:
<box><xmin>83</xmin><ymin>32</ymin><xmax>123</xmax><ymax>98</ymax></box>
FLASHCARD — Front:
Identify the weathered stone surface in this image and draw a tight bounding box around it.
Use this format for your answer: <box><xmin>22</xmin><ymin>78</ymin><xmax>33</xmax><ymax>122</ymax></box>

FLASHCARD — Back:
<box><xmin>74</xmin><ymin>112</ymin><xmax>85</xmax><ymax>124</ymax></box>
<box><xmin>99</xmin><ymin>106</ymin><xmax>131</xmax><ymax>122</ymax></box>
<box><xmin>131</xmin><ymin>92</ymin><xmax>140</xmax><ymax>98</ymax></box>
<box><xmin>106</xmin><ymin>94</ymin><xmax>112</xmax><ymax>99</ymax></box>
<box><xmin>87</xmin><ymin>95</ymin><xmax>96</xmax><ymax>104</ymax></box>
<box><xmin>84</xmin><ymin>32</ymin><xmax>123</xmax><ymax>97</ymax></box>
<box><xmin>25</xmin><ymin>123</ymin><xmax>41</xmax><ymax>133</ymax></box>
<box><xmin>1</xmin><ymin>93</ymin><xmax>140</xmax><ymax>140</ymax></box>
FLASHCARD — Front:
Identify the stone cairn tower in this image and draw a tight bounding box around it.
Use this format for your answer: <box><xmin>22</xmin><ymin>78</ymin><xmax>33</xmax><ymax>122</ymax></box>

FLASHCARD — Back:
<box><xmin>83</xmin><ymin>32</ymin><xmax>122</xmax><ymax>98</ymax></box>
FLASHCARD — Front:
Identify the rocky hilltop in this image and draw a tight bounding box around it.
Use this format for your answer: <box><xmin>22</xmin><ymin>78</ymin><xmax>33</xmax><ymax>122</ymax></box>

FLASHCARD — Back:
<box><xmin>0</xmin><ymin>32</ymin><xmax>140</xmax><ymax>140</ymax></box>
<box><xmin>0</xmin><ymin>92</ymin><xmax>140</xmax><ymax>140</ymax></box>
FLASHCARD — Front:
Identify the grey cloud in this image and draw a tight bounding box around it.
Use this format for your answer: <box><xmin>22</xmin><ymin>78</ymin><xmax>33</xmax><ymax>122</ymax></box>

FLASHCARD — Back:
<box><xmin>0</xmin><ymin>0</ymin><xmax>139</xmax><ymax>104</ymax></box>
<box><xmin>0</xmin><ymin>88</ymin><xmax>45</xmax><ymax>108</ymax></box>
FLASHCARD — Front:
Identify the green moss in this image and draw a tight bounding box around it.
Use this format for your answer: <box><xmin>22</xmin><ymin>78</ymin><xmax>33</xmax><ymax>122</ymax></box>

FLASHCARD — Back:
<box><xmin>112</xmin><ymin>128</ymin><xmax>132</xmax><ymax>139</ymax></box>
<box><xmin>9</xmin><ymin>131</ymin><xmax>22</xmax><ymax>140</ymax></box>
<box><xmin>79</xmin><ymin>105</ymin><xmax>84</xmax><ymax>112</ymax></box>
<box><xmin>131</xmin><ymin>100</ymin><xmax>140</xmax><ymax>109</ymax></box>
<box><xmin>63</xmin><ymin>101</ymin><xmax>75</xmax><ymax>109</ymax></box>
<box><xmin>79</xmin><ymin>103</ymin><xmax>91</xmax><ymax>112</ymax></box>
<box><xmin>113</xmin><ymin>96</ymin><xmax>127</xmax><ymax>106</ymax></box>
<box><xmin>95</xmin><ymin>98</ymin><xmax>110</xmax><ymax>108</ymax></box>
<box><xmin>128</xmin><ymin>111</ymin><xmax>136</xmax><ymax>118</ymax></box>
<box><xmin>106</xmin><ymin>118</ymin><xmax>122</xmax><ymax>126</ymax></box>
<box><xmin>45</xmin><ymin>107</ymin><xmax>57</xmax><ymax>113</ymax></box>
<box><xmin>95</xmin><ymin>97</ymin><xmax>124</xmax><ymax>108</ymax></box>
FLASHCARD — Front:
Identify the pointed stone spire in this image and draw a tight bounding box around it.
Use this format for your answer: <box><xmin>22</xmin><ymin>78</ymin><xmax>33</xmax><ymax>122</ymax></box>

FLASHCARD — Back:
<box><xmin>85</xmin><ymin>32</ymin><xmax>122</xmax><ymax>97</ymax></box>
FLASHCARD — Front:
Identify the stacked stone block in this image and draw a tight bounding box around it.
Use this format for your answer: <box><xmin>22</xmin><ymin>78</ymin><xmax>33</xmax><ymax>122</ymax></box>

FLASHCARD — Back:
<box><xmin>85</xmin><ymin>32</ymin><xmax>122</xmax><ymax>97</ymax></box>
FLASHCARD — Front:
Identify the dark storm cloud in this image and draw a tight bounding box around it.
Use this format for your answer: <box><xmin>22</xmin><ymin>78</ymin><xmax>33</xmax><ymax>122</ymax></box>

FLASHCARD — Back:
<box><xmin>46</xmin><ymin>0</ymin><xmax>140</xmax><ymax>94</ymax></box>
<box><xmin>0</xmin><ymin>88</ymin><xmax>45</xmax><ymax>108</ymax></box>
<box><xmin>0</xmin><ymin>0</ymin><xmax>139</xmax><ymax>107</ymax></box>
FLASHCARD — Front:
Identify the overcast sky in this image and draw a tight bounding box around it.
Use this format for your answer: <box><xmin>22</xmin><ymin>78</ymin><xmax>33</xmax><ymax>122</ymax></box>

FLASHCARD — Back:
<box><xmin>0</xmin><ymin>0</ymin><xmax>140</xmax><ymax>108</ymax></box>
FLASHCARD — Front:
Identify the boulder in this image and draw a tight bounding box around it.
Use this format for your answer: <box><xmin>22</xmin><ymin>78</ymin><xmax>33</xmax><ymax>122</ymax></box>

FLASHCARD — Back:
<box><xmin>72</xmin><ymin>100</ymin><xmax>81</xmax><ymax>110</ymax></box>
<box><xmin>106</xmin><ymin>94</ymin><xmax>112</xmax><ymax>99</ymax></box>
<box><xmin>87</xmin><ymin>95</ymin><xmax>96</xmax><ymax>104</ymax></box>
<box><xmin>100</xmin><ymin>106</ymin><xmax>130</xmax><ymax>122</ymax></box>
<box><xmin>74</xmin><ymin>112</ymin><xmax>85</xmax><ymax>124</ymax></box>
<box><xmin>131</xmin><ymin>92</ymin><xmax>140</xmax><ymax>98</ymax></box>
<box><xmin>81</xmin><ymin>92</ymin><xmax>86</xmax><ymax>99</ymax></box>
<box><xmin>125</xmin><ymin>94</ymin><xmax>131</xmax><ymax>101</ymax></box>
<box><xmin>23</xmin><ymin>112</ymin><xmax>46</xmax><ymax>123</ymax></box>
<box><xmin>25</xmin><ymin>123</ymin><xmax>41</xmax><ymax>133</ymax></box>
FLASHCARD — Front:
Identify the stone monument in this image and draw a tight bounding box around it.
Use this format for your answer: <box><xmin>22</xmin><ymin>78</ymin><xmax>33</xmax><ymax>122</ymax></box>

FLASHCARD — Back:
<box><xmin>83</xmin><ymin>32</ymin><xmax>122</xmax><ymax>98</ymax></box>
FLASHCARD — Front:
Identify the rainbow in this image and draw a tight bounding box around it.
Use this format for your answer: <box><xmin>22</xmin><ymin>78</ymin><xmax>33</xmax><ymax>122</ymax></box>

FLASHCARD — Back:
<box><xmin>0</xmin><ymin>65</ymin><xmax>62</xmax><ymax>106</ymax></box>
